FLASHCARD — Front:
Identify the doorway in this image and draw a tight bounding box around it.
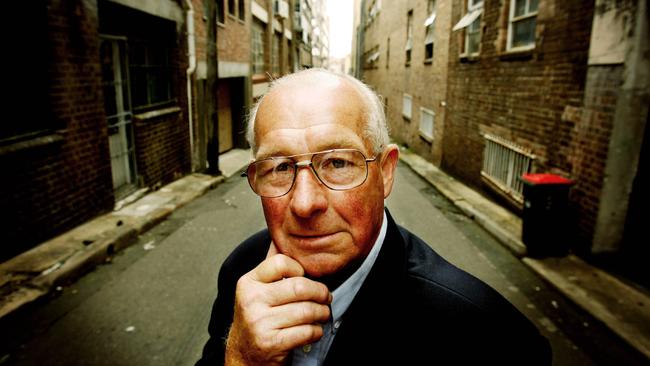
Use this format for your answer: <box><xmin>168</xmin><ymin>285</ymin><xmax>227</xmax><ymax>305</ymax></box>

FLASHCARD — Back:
<box><xmin>100</xmin><ymin>36</ymin><xmax>137</xmax><ymax>200</ymax></box>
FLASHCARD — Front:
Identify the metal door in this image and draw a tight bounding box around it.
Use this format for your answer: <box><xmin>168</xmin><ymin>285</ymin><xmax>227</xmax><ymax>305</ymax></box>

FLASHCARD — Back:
<box><xmin>100</xmin><ymin>36</ymin><xmax>137</xmax><ymax>199</ymax></box>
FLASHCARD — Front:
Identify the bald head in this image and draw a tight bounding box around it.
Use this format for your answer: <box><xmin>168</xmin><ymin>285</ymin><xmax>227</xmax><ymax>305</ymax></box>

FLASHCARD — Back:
<box><xmin>246</xmin><ymin>69</ymin><xmax>389</xmax><ymax>156</ymax></box>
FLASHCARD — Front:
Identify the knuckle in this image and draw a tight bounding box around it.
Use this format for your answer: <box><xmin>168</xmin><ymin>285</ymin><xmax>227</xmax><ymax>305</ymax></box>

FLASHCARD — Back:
<box><xmin>291</xmin><ymin>279</ymin><xmax>308</xmax><ymax>298</ymax></box>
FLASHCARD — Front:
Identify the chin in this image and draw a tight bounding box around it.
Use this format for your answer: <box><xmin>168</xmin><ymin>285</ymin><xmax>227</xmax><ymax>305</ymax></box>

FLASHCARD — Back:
<box><xmin>298</xmin><ymin>254</ymin><xmax>346</xmax><ymax>278</ymax></box>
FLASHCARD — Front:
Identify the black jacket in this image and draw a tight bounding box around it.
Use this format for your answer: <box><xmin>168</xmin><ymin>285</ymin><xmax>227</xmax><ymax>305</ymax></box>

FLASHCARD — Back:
<box><xmin>197</xmin><ymin>211</ymin><xmax>551</xmax><ymax>365</ymax></box>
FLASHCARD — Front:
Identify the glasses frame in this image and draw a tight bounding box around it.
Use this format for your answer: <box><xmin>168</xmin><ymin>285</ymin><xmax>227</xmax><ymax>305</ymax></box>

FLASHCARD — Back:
<box><xmin>242</xmin><ymin>148</ymin><xmax>379</xmax><ymax>198</ymax></box>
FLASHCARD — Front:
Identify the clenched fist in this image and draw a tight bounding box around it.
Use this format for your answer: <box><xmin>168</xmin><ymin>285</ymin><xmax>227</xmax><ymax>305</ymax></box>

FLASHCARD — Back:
<box><xmin>225</xmin><ymin>244</ymin><xmax>332</xmax><ymax>365</ymax></box>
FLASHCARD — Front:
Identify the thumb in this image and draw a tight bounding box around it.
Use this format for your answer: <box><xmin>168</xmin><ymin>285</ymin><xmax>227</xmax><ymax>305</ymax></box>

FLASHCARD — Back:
<box><xmin>266</xmin><ymin>241</ymin><xmax>280</xmax><ymax>258</ymax></box>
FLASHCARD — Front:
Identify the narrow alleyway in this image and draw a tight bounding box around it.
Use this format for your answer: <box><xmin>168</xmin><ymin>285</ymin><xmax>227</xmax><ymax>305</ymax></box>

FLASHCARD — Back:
<box><xmin>0</xmin><ymin>164</ymin><xmax>646</xmax><ymax>365</ymax></box>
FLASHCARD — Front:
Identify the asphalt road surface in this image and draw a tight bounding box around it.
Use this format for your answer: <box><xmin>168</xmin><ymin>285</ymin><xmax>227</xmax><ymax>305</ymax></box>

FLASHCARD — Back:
<box><xmin>0</xmin><ymin>163</ymin><xmax>646</xmax><ymax>365</ymax></box>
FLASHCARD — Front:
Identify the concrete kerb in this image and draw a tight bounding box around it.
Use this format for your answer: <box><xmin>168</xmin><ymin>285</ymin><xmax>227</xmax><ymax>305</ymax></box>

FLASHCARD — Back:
<box><xmin>0</xmin><ymin>173</ymin><xmax>224</xmax><ymax>320</ymax></box>
<box><xmin>397</xmin><ymin>145</ymin><xmax>650</xmax><ymax>360</ymax></box>
<box><xmin>397</xmin><ymin>147</ymin><xmax>527</xmax><ymax>256</ymax></box>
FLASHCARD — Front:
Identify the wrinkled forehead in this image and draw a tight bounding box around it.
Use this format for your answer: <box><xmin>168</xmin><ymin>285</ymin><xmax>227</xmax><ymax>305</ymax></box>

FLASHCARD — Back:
<box><xmin>254</xmin><ymin>75</ymin><xmax>368</xmax><ymax>144</ymax></box>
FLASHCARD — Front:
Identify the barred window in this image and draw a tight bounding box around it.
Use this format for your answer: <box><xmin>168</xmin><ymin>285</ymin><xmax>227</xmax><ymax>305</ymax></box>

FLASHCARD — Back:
<box><xmin>481</xmin><ymin>134</ymin><xmax>535</xmax><ymax>203</ymax></box>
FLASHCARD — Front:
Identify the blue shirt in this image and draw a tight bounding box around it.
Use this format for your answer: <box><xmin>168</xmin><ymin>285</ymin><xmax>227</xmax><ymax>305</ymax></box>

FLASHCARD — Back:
<box><xmin>291</xmin><ymin>211</ymin><xmax>388</xmax><ymax>366</ymax></box>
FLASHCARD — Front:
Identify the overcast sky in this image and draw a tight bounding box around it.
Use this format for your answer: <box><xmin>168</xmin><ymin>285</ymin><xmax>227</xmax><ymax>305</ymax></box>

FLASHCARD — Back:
<box><xmin>326</xmin><ymin>0</ymin><xmax>353</xmax><ymax>58</ymax></box>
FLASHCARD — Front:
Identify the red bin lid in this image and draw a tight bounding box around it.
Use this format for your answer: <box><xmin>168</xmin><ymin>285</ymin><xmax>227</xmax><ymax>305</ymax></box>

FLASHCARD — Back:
<box><xmin>521</xmin><ymin>173</ymin><xmax>574</xmax><ymax>185</ymax></box>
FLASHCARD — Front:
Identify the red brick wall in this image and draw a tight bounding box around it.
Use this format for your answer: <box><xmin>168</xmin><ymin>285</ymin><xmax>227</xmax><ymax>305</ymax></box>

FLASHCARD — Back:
<box><xmin>445</xmin><ymin>0</ymin><xmax>594</xmax><ymax>181</ymax></box>
<box><xmin>99</xmin><ymin>0</ymin><xmax>192</xmax><ymax>188</ymax></box>
<box><xmin>133</xmin><ymin>110</ymin><xmax>191</xmax><ymax>187</ymax></box>
<box><xmin>218</xmin><ymin>0</ymin><xmax>251</xmax><ymax>62</ymax></box>
<box><xmin>444</xmin><ymin>0</ymin><xmax>598</xmax><ymax>245</ymax></box>
<box><xmin>0</xmin><ymin>0</ymin><xmax>114</xmax><ymax>261</ymax></box>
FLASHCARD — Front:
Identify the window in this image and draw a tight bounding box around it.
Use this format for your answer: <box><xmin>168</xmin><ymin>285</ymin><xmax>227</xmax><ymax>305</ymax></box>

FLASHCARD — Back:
<box><xmin>287</xmin><ymin>40</ymin><xmax>293</xmax><ymax>72</ymax></box>
<box><xmin>363</xmin><ymin>45</ymin><xmax>380</xmax><ymax>69</ymax></box>
<box><xmin>405</xmin><ymin>10</ymin><xmax>413</xmax><ymax>65</ymax></box>
<box><xmin>452</xmin><ymin>0</ymin><xmax>483</xmax><ymax>56</ymax></box>
<box><xmin>419</xmin><ymin>108</ymin><xmax>434</xmax><ymax>141</ymax></box>
<box><xmin>366</xmin><ymin>0</ymin><xmax>381</xmax><ymax>26</ymax></box>
<box><xmin>424</xmin><ymin>0</ymin><xmax>436</xmax><ymax>62</ymax></box>
<box><xmin>129</xmin><ymin>40</ymin><xmax>174</xmax><ymax>110</ymax></box>
<box><xmin>402</xmin><ymin>94</ymin><xmax>412</xmax><ymax>120</ymax></box>
<box><xmin>272</xmin><ymin>32</ymin><xmax>281</xmax><ymax>74</ymax></box>
<box><xmin>2</xmin><ymin>2</ymin><xmax>50</xmax><ymax>144</ymax></box>
<box><xmin>251</xmin><ymin>20</ymin><xmax>265</xmax><ymax>74</ymax></box>
<box><xmin>238</xmin><ymin>0</ymin><xmax>245</xmax><ymax>21</ymax></box>
<box><xmin>228</xmin><ymin>0</ymin><xmax>236</xmax><ymax>16</ymax></box>
<box><xmin>217</xmin><ymin>0</ymin><xmax>225</xmax><ymax>23</ymax></box>
<box><xmin>481</xmin><ymin>134</ymin><xmax>534</xmax><ymax>203</ymax></box>
<box><xmin>508</xmin><ymin>0</ymin><xmax>538</xmax><ymax>50</ymax></box>
<box><xmin>466</xmin><ymin>15</ymin><xmax>481</xmax><ymax>55</ymax></box>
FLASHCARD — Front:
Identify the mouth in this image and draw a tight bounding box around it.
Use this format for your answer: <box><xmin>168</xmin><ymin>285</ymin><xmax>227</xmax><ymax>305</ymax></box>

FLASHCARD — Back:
<box><xmin>289</xmin><ymin>232</ymin><xmax>339</xmax><ymax>245</ymax></box>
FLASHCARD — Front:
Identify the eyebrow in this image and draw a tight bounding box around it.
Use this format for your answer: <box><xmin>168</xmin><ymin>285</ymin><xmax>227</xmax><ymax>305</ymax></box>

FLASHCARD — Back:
<box><xmin>256</xmin><ymin>137</ymin><xmax>366</xmax><ymax>160</ymax></box>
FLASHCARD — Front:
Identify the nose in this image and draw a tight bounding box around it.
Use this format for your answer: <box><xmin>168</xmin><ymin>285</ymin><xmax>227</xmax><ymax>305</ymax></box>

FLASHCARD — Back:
<box><xmin>289</xmin><ymin>164</ymin><xmax>328</xmax><ymax>218</ymax></box>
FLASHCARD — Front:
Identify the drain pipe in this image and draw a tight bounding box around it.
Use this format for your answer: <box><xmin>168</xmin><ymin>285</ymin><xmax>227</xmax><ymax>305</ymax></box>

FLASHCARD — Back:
<box><xmin>186</xmin><ymin>0</ymin><xmax>196</xmax><ymax>171</ymax></box>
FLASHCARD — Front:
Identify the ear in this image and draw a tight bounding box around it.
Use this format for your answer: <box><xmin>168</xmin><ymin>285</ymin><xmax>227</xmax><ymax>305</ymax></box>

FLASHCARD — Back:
<box><xmin>379</xmin><ymin>144</ymin><xmax>399</xmax><ymax>198</ymax></box>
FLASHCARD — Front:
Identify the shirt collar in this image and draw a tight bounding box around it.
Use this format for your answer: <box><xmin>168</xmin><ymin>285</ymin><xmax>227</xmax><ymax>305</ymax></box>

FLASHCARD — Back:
<box><xmin>330</xmin><ymin>210</ymin><xmax>388</xmax><ymax>325</ymax></box>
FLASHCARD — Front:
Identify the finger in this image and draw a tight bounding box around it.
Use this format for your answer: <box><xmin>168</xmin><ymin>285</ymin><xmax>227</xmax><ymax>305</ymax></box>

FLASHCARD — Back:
<box><xmin>266</xmin><ymin>276</ymin><xmax>332</xmax><ymax>305</ymax></box>
<box><xmin>266</xmin><ymin>240</ymin><xmax>279</xmax><ymax>258</ymax></box>
<box><xmin>270</xmin><ymin>301</ymin><xmax>331</xmax><ymax>329</ymax></box>
<box><xmin>250</xmin><ymin>254</ymin><xmax>305</xmax><ymax>283</ymax></box>
<box><xmin>274</xmin><ymin>324</ymin><xmax>325</xmax><ymax>351</ymax></box>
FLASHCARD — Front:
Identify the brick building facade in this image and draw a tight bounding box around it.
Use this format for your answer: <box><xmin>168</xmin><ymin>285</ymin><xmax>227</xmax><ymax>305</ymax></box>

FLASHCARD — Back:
<box><xmin>355</xmin><ymin>0</ymin><xmax>649</xmax><ymax>281</ymax></box>
<box><xmin>0</xmin><ymin>0</ymin><xmax>191</xmax><ymax>261</ymax></box>
<box><xmin>1</xmin><ymin>0</ymin><xmax>333</xmax><ymax>262</ymax></box>
<box><xmin>358</xmin><ymin>0</ymin><xmax>452</xmax><ymax>165</ymax></box>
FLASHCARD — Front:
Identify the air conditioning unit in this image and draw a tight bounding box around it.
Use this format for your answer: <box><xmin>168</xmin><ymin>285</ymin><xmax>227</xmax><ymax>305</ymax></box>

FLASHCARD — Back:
<box><xmin>274</xmin><ymin>0</ymin><xmax>289</xmax><ymax>19</ymax></box>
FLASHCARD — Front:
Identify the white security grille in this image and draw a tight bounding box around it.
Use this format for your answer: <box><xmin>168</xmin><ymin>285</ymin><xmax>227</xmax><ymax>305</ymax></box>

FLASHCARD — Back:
<box><xmin>481</xmin><ymin>134</ymin><xmax>534</xmax><ymax>203</ymax></box>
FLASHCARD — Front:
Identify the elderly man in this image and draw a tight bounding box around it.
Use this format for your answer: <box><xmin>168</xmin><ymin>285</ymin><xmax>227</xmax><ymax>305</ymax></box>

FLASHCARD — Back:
<box><xmin>196</xmin><ymin>69</ymin><xmax>551</xmax><ymax>365</ymax></box>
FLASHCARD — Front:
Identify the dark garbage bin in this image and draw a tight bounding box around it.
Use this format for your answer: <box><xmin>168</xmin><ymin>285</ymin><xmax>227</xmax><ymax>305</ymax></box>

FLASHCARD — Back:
<box><xmin>521</xmin><ymin>173</ymin><xmax>574</xmax><ymax>257</ymax></box>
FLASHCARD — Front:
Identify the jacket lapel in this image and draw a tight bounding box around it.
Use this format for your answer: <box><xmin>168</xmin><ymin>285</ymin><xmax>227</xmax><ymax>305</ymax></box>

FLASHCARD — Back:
<box><xmin>323</xmin><ymin>210</ymin><xmax>408</xmax><ymax>364</ymax></box>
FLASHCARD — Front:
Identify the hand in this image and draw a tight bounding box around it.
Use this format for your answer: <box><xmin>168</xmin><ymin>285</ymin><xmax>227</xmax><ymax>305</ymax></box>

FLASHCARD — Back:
<box><xmin>225</xmin><ymin>242</ymin><xmax>332</xmax><ymax>365</ymax></box>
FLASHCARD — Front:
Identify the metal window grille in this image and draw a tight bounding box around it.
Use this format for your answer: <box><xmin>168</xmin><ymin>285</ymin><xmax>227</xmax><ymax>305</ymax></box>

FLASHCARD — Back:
<box><xmin>481</xmin><ymin>134</ymin><xmax>534</xmax><ymax>203</ymax></box>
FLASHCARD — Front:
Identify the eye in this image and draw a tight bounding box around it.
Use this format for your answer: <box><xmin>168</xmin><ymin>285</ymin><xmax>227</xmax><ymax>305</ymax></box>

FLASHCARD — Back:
<box><xmin>275</xmin><ymin>161</ymin><xmax>293</xmax><ymax>172</ymax></box>
<box><xmin>331</xmin><ymin>158</ymin><xmax>348</xmax><ymax>168</ymax></box>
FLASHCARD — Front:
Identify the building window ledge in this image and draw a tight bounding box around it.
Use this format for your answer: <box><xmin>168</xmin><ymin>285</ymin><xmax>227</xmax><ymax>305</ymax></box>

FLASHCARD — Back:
<box><xmin>459</xmin><ymin>53</ymin><xmax>480</xmax><ymax>63</ymax></box>
<box><xmin>134</xmin><ymin>106</ymin><xmax>181</xmax><ymax>121</ymax></box>
<box><xmin>423</xmin><ymin>58</ymin><xmax>433</xmax><ymax>64</ymax></box>
<box><xmin>0</xmin><ymin>132</ymin><xmax>65</xmax><ymax>157</ymax></box>
<box><xmin>419</xmin><ymin>132</ymin><xmax>433</xmax><ymax>143</ymax></box>
<box><xmin>499</xmin><ymin>48</ymin><xmax>534</xmax><ymax>61</ymax></box>
<box><xmin>252</xmin><ymin>74</ymin><xmax>269</xmax><ymax>82</ymax></box>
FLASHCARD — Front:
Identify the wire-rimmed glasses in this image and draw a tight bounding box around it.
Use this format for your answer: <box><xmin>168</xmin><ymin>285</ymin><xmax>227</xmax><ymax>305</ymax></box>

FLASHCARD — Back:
<box><xmin>243</xmin><ymin>149</ymin><xmax>378</xmax><ymax>198</ymax></box>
